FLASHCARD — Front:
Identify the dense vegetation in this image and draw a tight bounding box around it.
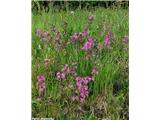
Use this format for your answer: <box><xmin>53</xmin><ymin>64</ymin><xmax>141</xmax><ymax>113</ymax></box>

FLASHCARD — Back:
<box><xmin>32</xmin><ymin>1</ymin><xmax>129</xmax><ymax>14</ymax></box>
<box><xmin>32</xmin><ymin>1</ymin><xmax>129</xmax><ymax>120</ymax></box>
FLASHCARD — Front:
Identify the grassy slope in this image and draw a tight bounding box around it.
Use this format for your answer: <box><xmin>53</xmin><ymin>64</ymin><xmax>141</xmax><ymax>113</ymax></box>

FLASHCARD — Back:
<box><xmin>32</xmin><ymin>8</ymin><xmax>129</xmax><ymax>120</ymax></box>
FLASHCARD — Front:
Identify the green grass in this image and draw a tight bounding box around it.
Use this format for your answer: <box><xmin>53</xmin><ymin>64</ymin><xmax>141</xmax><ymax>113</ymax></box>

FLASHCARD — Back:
<box><xmin>32</xmin><ymin>8</ymin><xmax>128</xmax><ymax>120</ymax></box>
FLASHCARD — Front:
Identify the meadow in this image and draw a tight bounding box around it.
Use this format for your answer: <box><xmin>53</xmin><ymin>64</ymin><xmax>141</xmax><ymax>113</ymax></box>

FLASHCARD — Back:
<box><xmin>32</xmin><ymin>8</ymin><xmax>129</xmax><ymax>120</ymax></box>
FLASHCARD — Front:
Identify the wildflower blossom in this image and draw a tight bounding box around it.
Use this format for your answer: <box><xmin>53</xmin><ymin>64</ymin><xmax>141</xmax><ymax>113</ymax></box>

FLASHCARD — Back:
<box><xmin>107</xmin><ymin>31</ymin><xmax>116</xmax><ymax>40</ymax></box>
<box><xmin>37</xmin><ymin>75</ymin><xmax>45</xmax><ymax>82</ymax></box>
<box><xmin>71</xmin><ymin>96</ymin><xmax>78</xmax><ymax>101</ymax></box>
<box><xmin>56</xmin><ymin>64</ymin><xmax>77</xmax><ymax>80</ymax></box>
<box><xmin>91</xmin><ymin>68</ymin><xmax>98</xmax><ymax>75</ymax></box>
<box><xmin>71</xmin><ymin>33</ymin><xmax>79</xmax><ymax>40</ymax></box>
<box><xmin>37</xmin><ymin>29</ymin><xmax>42</xmax><ymax>39</ymax></box>
<box><xmin>45</xmin><ymin>31</ymin><xmax>50</xmax><ymax>37</ymax></box>
<box><xmin>56</xmin><ymin>72</ymin><xmax>66</xmax><ymax>80</ymax></box>
<box><xmin>123</xmin><ymin>35</ymin><xmax>129</xmax><ymax>42</ymax></box>
<box><xmin>75</xmin><ymin>76</ymin><xmax>95</xmax><ymax>102</ymax></box>
<box><xmin>36</xmin><ymin>75</ymin><xmax>46</xmax><ymax>95</ymax></box>
<box><xmin>105</xmin><ymin>37</ymin><xmax>111</xmax><ymax>48</ymax></box>
<box><xmin>108</xmin><ymin>31</ymin><xmax>113</xmax><ymax>37</ymax></box>
<box><xmin>82</xmin><ymin>37</ymin><xmax>95</xmax><ymax>51</ymax></box>
<box><xmin>96</xmin><ymin>45</ymin><xmax>102</xmax><ymax>49</ymax></box>
<box><xmin>82</xmin><ymin>30</ymin><xmax>89</xmax><ymax>37</ymax></box>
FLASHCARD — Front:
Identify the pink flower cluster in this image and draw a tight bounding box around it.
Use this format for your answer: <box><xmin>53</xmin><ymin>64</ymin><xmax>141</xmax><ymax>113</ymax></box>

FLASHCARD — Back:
<box><xmin>37</xmin><ymin>29</ymin><xmax>50</xmax><ymax>39</ymax></box>
<box><xmin>81</xmin><ymin>37</ymin><xmax>95</xmax><ymax>51</ymax></box>
<box><xmin>56</xmin><ymin>64</ymin><xmax>77</xmax><ymax>80</ymax></box>
<box><xmin>36</xmin><ymin>75</ymin><xmax>46</xmax><ymax>95</ymax></box>
<box><xmin>71</xmin><ymin>30</ymin><xmax>89</xmax><ymax>40</ymax></box>
<box><xmin>104</xmin><ymin>32</ymin><xmax>116</xmax><ymax>48</ymax></box>
<box><xmin>57</xmin><ymin>65</ymin><xmax>99</xmax><ymax>103</ymax></box>
<box><xmin>72</xmin><ymin>77</ymin><xmax>94</xmax><ymax>103</ymax></box>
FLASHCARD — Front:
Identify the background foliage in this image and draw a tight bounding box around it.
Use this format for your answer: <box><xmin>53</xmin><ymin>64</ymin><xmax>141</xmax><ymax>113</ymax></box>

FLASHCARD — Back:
<box><xmin>32</xmin><ymin>1</ymin><xmax>129</xmax><ymax>14</ymax></box>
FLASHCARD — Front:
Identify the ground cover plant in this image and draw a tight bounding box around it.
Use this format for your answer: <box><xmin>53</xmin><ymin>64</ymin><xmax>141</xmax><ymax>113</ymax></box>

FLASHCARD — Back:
<box><xmin>32</xmin><ymin>2</ymin><xmax>129</xmax><ymax>120</ymax></box>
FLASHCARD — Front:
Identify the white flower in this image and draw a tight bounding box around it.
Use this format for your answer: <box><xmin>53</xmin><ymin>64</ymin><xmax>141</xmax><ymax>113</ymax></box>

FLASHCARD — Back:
<box><xmin>70</xmin><ymin>11</ymin><xmax>74</xmax><ymax>14</ymax></box>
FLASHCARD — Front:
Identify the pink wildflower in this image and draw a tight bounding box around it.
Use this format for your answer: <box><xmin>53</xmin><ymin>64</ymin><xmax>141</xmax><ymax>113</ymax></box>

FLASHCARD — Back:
<box><xmin>71</xmin><ymin>34</ymin><xmax>79</xmax><ymax>40</ymax></box>
<box><xmin>37</xmin><ymin>29</ymin><xmax>42</xmax><ymax>39</ymax></box>
<box><xmin>82</xmin><ymin>30</ymin><xmax>89</xmax><ymax>37</ymax></box>
<box><xmin>37</xmin><ymin>75</ymin><xmax>45</xmax><ymax>82</ymax></box>
<box><xmin>42</xmin><ymin>82</ymin><xmax>46</xmax><ymax>89</ymax></box>
<box><xmin>82</xmin><ymin>37</ymin><xmax>95</xmax><ymax>51</ymax></box>
<box><xmin>91</xmin><ymin>68</ymin><xmax>98</xmax><ymax>75</ymax></box>
<box><xmin>36</xmin><ymin>75</ymin><xmax>46</xmax><ymax>95</ymax></box>
<box><xmin>84</xmin><ymin>79</ymin><xmax>88</xmax><ymax>85</ymax></box>
<box><xmin>71</xmin><ymin>96</ymin><xmax>78</xmax><ymax>101</ymax></box>
<box><xmin>123</xmin><ymin>35</ymin><xmax>129</xmax><ymax>42</ymax></box>
<box><xmin>45</xmin><ymin>31</ymin><xmax>50</xmax><ymax>37</ymax></box>
<box><xmin>96</xmin><ymin>45</ymin><xmax>102</xmax><ymax>49</ymax></box>
<box><xmin>105</xmin><ymin>37</ymin><xmax>111</xmax><ymax>48</ymax></box>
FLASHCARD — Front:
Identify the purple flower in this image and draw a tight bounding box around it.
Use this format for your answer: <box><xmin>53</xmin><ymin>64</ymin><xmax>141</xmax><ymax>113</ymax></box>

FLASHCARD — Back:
<box><xmin>91</xmin><ymin>77</ymin><xmax>95</xmax><ymax>81</ymax></box>
<box><xmin>37</xmin><ymin>29</ymin><xmax>42</xmax><ymax>39</ymax></box>
<box><xmin>108</xmin><ymin>31</ymin><xmax>113</xmax><ymax>37</ymax></box>
<box><xmin>38</xmin><ymin>88</ymin><xmax>43</xmax><ymax>93</ymax></box>
<box><xmin>71</xmin><ymin>96</ymin><xmax>78</xmax><ymax>101</ymax></box>
<box><xmin>96</xmin><ymin>45</ymin><xmax>102</xmax><ymax>49</ymax></box>
<box><xmin>83</xmin><ymin>79</ymin><xmax>88</xmax><ymax>85</ymax></box>
<box><xmin>76</xmin><ymin>77</ymin><xmax>81</xmax><ymax>81</ymax></box>
<box><xmin>42</xmin><ymin>82</ymin><xmax>46</xmax><ymax>89</ymax></box>
<box><xmin>71</xmin><ymin>34</ymin><xmax>79</xmax><ymax>40</ymax></box>
<box><xmin>82</xmin><ymin>41</ymin><xmax>92</xmax><ymax>50</ymax></box>
<box><xmin>45</xmin><ymin>31</ymin><xmax>50</xmax><ymax>37</ymax></box>
<box><xmin>72</xmin><ymin>66</ymin><xmax>77</xmax><ymax>70</ymax></box>
<box><xmin>82</xmin><ymin>30</ymin><xmax>89</xmax><ymax>37</ymax></box>
<box><xmin>62</xmin><ymin>64</ymin><xmax>69</xmax><ymax>71</ymax></box>
<box><xmin>80</xmin><ymin>92</ymin><xmax>85</xmax><ymax>98</ymax></box>
<box><xmin>105</xmin><ymin>37</ymin><xmax>111</xmax><ymax>48</ymax></box>
<box><xmin>112</xmin><ymin>35</ymin><xmax>116</xmax><ymax>40</ymax></box>
<box><xmin>56</xmin><ymin>72</ymin><xmax>61</xmax><ymax>79</ymax></box>
<box><xmin>76</xmin><ymin>81</ymin><xmax>82</xmax><ymax>87</ymax></box>
<box><xmin>82</xmin><ymin>37</ymin><xmax>95</xmax><ymax>51</ymax></box>
<box><xmin>37</xmin><ymin>75</ymin><xmax>45</xmax><ymax>82</ymax></box>
<box><xmin>107</xmin><ymin>31</ymin><xmax>116</xmax><ymax>40</ymax></box>
<box><xmin>123</xmin><ymin>35</ymin><xmax>129</xmax><ymax>42</ymax></box>
<box><xmin>91</xmin><ymin>68</ymin><xmax>98</xmax><ymax>75</ymax></box>
<box><xmin>36</xmin><ymin>75</ymin><xmax>46</xmax><ymax>95</ymax></box>
<box><xmin>74</xmin><ymin>76</ymin><xmax>95</xmax><ymax>102</ymax></box>
<box><xmin>61</xmin><ymin>73</ymin><xmax>66</xmax><ymax>79</ymax></box>
<box><xmin>56</xmin><ymin>72</ymin><xmax>66</xmax><ymax>80</ymax></box>
<box><xmin>84</xmin><ymin>85</ymin><xmax>88</xmax><ymax>90</ymax></box>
